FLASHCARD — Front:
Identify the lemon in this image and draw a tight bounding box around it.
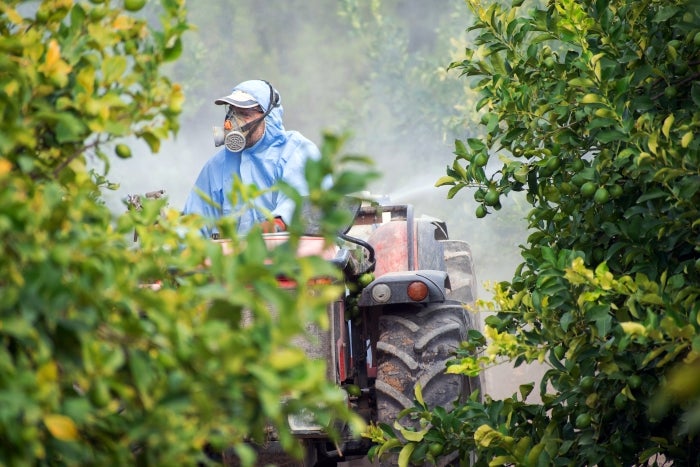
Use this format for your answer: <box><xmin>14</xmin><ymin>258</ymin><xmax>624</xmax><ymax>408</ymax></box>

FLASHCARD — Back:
<box><xmin>575</xmin><ymin>413</ymin><xmax>592</xmax><ymax>429</ymax></box>
<box><xmin>579</xmin><ymin>375</ymin><xmax>595</xmax><ymax>393</ymax></box>
<box><xmin>484</xmin><ymin>188</ymin><xmax>499</xmax><ymax>206</ymax></box>
<box><xmin>580</xmin><ymin>182</ymin><xmax>597</xmax><ymax>198</ymax></box>
<box><xmin>571</xmin><ymin>173</ymin><xmax>587</xmax><ymax>187</ymax></box>
<box><xmin>614</xmin><ymin>392</ymin><xmax>627</xmax><ymax>409</ymax></box>
<box><xmin>428</xmin><ymin>442</ymin><xmax>444</xmax><ymax>457</ymax></box>
<box><xmin>629</xmin><ymin>374</ymin><xmax>642</xmax><ymax>389</ymax></box>
<box><xmin>89</xmin><ymin>380</ymin><xmax>110</xmax><ymax>408</ymax></box>
<box><xmin>115</xmin><ymin>144</ymin><xmax>132</xmax><ymax>159</ymax></box>
<box><xmin>609</xmin><ymin>184</ymin><xmax>623</xmax><ymax>199</ymax></box>
<box><xmin>593</xmin><ymin>187</ymin><xmax>609</xmax><ymax>204</ymax></box>
<box><xmin>475</xmin><ymin>205</ymin><xmax>487</xmax><ymax>218</ymax></box>
<box><xmin>474</xmin><ymin>152</ymin><xmax>489</xmax><ymax>167</ymax></box>
<box><xmin>358</xmin><ymin>273</ymin><xmax>374</xmax><ymax>287</ymax></box>
<box><xmin>163</xmin><ymin>38</ymin><xmax>183</xmax><ymax>62</ymax></box>
<box><xmin>124</xmin><ymin>0</ymin><xmax>146</xmax><ymax>12</ymax></box>
<box><xmin>570</xmin><ymin>159</ymin><xmax>585</xmax><ymax>172</ymax></box>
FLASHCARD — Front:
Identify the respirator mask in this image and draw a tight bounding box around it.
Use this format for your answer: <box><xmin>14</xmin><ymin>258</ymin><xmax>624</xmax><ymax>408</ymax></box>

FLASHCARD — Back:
<box><xmin>213</xmin><ymin>108</ymin><xmax>260</xmax><ymax>152</ymax></box>
<box><xmin>212</xmin><ymin>81</ymin><xmax>280</xmax><ymax>152</ymax></box>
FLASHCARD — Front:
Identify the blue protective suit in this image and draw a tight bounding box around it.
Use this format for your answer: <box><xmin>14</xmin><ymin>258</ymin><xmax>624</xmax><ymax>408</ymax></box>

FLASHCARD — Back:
<box><xmin>183</xmin><ymin>80</ymin><xmax>320</xmax><ymax>237</ymax></box>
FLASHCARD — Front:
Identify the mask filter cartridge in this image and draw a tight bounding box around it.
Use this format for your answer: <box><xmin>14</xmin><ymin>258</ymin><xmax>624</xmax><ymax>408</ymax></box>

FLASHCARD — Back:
<box><xmin>224</xmin><ymin>130</ymin><xmax>246</xmax><ymax>152</ymax></box>
<box><xmin>212</xmin><ymin>123</ymin><xmax>246</xmax><ymax>152</ymax></box>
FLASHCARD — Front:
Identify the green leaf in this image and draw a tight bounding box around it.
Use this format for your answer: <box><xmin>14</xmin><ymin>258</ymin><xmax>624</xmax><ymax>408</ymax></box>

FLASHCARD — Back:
<box><xmin>398</xmin><ymin>442</ymin><xmax>416</xmax><ymax>467</ymax></box>
<box><xmin>397</xmin><ymin>427</ymin><xmax>425</xmax><ymax>442</ymax></box>
<box><xmin>560</xmin><ymin>311</ymin><xmax>573</xmax><ymax>332</ymax></box>
<box><xmin>652</xmin><ymin>6</ymin><xmax>680</xmax><ymax>22</ymax></box>
<box><xmin>519</xmin><ymin>383</ymin><xmax>534</xmax><ymax>400</ymax></box>
<box><xmin>446</xmin><ymin>184</ymin><xmax>465</xmax><ymax>199</ymax></box>
<box><xmin>597</xmin><ymin>130</ymin><xmax>628</xmax><ymax>143</ymax></box>
<box><xmin>377</xmin><ymin>438</ymin><xmax>402</xmax><ymax>459</ymax></box>
<box><xmin>467</xmin><ymin>138</ymin><xmax>487</xmax><ymax>151</ymax></box>
<box><xmin>435</xmin><ymin>175</ymin><xmax>456</xmax><ymax>187</ymax></box>
<box><xmin>681</xmin><ymin>131</ymin><xmax>693</xmax><ymax>148</ymax></box>
<box><xmin>568</xmin><ymin>77</ymin><xmax>596</xmax><ymax>87</ymax></box>
<box><xmin>580</xmin><ymin>93</ymin><xmax>604</xmax><ymax>104</ymax></box>
<box><xmin>414</xmin><ymin>383</ymin><xmax>425</xmax><ymax>407</ymax></box>
<box><xmin>454</xmin><ymin>139</ymin><xmax>468</xmax><ymax>157</ymax></box>
<box><xmin>101</xmin><ymin>55</ymin><xmax>127</xmax><ymax>83</ymax></box>
<box><xmin>692</xmin><ymin>82</ymin><xmax>700</xmax><ymax>107</ymax></box>
<box><xmin>55</xmin><ymin>112</ymin><xmax>88</xmax><ymax>143</ymax></box>
<box><xmin>662</xmin><ymin>114</ymin><xmax>674</xmax><ymax>138</ymax></box>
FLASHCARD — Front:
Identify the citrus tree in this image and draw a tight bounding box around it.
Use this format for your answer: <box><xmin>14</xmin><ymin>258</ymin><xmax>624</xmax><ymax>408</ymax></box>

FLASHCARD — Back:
<box><xmin>366</xmin><ymin>0</ymin><xmax>700</xmax><ymax>465</ymax></box>
<box><xmin>1</xmin><ymin>1</ymin><xmax>368</xmax><ymax>465</ymax></box>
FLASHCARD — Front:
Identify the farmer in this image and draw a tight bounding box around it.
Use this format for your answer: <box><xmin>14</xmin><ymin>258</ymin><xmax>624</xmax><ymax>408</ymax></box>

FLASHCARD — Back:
<box><xmin>183</xmin><ymin>79</ymin><xmax>319</xmax><ymax>237</ymax></box>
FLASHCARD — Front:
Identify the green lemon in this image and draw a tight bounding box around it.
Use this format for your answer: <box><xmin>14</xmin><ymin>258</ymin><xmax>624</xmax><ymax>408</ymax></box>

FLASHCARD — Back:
<box><xmin>89</xmin><ymin>380</ymin><xmax>110</xmax><ymax>408</ymax></box>
<box><xmin>580</xmin><ymin>182</ymin><xmax>597</xmax><ymax>198</ymax></box>
<box><xmin>89</xmin><ymin>6</ymin><xmax>108</xmax><ymax>20</ymax></box>
<box><xmin>358</xmin><ymin>272</ymin><xmax>374</xmax><ymax>288</ymax></box>
<box><xmin>664</xmin><ymin>86</ymin><xmax>678</xmax><ymax>99</ymax></box>
<box><xmin>559</xmin><ymin>182</ymin><xmax>573</xmax><ymax>194</ymax></box>
<box><xmin>163</xmin><ymin>38</ymin><xmax>183</xmax><ymax>62</ymax></box>
<box><xmin>575</xmin><ymin>413</ymin><xmax>592</xmax><ymax>429</ymax></box>
<box><xmin>475</xmin><ymin>205</ymin><xmax>487</xmax><ymax>218</ymax></box>
<box><xmin>609</xmin><ymin>184</ymin><xmax>623</xmax><ymax>199</ymax></box>
<box><xmin>484</xmin><ymin>188</ymin><xmax>499</xmax><ymax>206</ymax></box>
<box><xmin>545</xmin><ymin>157</ymin><xmax>561</xmax><ymax>172</ymax></box>
<box><xmin>345</xmin><ymin>384</ymin><xmax>361</xmax><ymax>397</ymax></box>
<box><xmin>124</xmin><ymin>0</ymin><xmax>146</xmax><ymax>12</ymax></box>
<box><xmin>629</xmin><ymin>374</ymin><xmax>642</xmax><ymax>389</ymax></box>
<box><xmin>593</xmin><ymin>187</ymin><xmax>610</xmax><ymax>204</ymax></box>
<box><xmin>543</xmin><ymin>185</ymin><xmax>561</xmax><ymax>203</ymax></box>
<box><xmin>115</xmin><ymin>144</ymin><xmax>132</xmax><ymax>159</ymax></box>
<box><xmin>571</xmin><ymin>173</ymin><xmax>587</xmax><ymax>187</ymax></box>
<box><xmin>570</xmin><ymin>159</ymin><xmax>585</xmax><ymax>172</ymax></box>
<box><xmin>474</xmin><ymin>153</ymin><xmax>489</xmax><ymax>167</ymax></box>
<box><xmin>579</xmin><ymin>376</ymin><xmax>595</xmax><ymax>393</ymax></box>
<box><xmin>614</xmin><ymin>392</ymin><xmax>627</xmax><ymax>409</ymax></box>
<box><xmin>428</xmin><ymin>442</ymin><xmax>444</xmax><ymax>457</ymax></box>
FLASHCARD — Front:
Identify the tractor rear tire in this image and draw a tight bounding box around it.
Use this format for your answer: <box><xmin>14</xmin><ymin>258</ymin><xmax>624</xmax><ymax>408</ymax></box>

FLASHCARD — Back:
<box><xmin>375</xmin><ymin>302</ymin><xmax>473</xmax><ymax>427</ymax></box>
<box><xmin>441</xmin><ymin>239</ymin><xmax>482</xmax><ymax>397</ymax></box>
<box><xmin>441</xmin><ymin>239</ymin><xmax>477</xmax><ymax>304</ymax></box>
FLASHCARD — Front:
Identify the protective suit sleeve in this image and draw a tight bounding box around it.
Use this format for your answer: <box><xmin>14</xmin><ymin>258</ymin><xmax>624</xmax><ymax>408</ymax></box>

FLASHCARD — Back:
<box><xmin>182</xmin><ymin>161</ymin><xmax>223</xmax><ymax>238</ymax></box>
<box><xmin>271</xmin><ymin>138</ymin><xmax>320</xmax><ymax>224</ymax></box>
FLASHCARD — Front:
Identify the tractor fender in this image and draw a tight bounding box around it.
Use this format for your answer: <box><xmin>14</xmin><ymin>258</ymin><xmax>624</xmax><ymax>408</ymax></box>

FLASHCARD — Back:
<box><xmin>357</xmin><ymin>269</ymin><xmax>448</xmax><ymax>307</ymax></box>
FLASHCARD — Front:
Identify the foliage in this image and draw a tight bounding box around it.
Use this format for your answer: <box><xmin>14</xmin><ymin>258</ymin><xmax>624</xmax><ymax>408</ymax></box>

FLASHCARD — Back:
<box><xmin>372</xmin><ymin>0</ymin><xmax>700</xmax><ymax>465</ymax></box>
<box><xmin>0</xmin><ymin>1</ymin><xmax>371</xmax><ymax>465</ymax></box>
<box><xmin>1</xmin><ymin>0</ymin><xmax>187</xmax><ymax>180</ymax></box>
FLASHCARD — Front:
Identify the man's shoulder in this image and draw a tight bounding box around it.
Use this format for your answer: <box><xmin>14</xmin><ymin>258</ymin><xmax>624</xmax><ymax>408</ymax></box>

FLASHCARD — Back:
<box><xmin>202</xmin><ymin>148</ymin><xmax>229</xmax><ymax>166</ymax></box>
<box><xmin>282</xmin><ymin>131</ymin><xmax>320</xmax><ymax>156</ymax></box>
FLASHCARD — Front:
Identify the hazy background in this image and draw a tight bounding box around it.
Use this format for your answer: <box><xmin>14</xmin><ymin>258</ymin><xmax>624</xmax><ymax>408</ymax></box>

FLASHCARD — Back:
<box><xmin>104</xmin><ymin>0</ymin><xmax>539</xmax><ymax>399</ymax></box>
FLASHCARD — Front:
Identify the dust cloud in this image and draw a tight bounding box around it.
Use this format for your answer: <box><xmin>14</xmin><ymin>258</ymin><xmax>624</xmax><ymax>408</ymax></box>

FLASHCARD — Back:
<box><xmin>104</xmin><ymin>0</ymin><xmax>539</xmax><ymax>400</ymax></box>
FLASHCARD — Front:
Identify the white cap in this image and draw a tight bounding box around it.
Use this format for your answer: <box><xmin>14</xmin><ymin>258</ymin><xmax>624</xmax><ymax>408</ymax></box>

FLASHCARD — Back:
<box><xmin>214</xmin><ymin>89</ymin><xmax>261</xmax><ymax>109</ymax></box>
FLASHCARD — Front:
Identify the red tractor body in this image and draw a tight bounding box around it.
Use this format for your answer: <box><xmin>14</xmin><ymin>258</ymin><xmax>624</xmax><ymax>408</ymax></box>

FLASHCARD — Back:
<box><xmin>242</xmin><ymin>200</ymin><xmax>481</xmax><ymax>466</ymax></box>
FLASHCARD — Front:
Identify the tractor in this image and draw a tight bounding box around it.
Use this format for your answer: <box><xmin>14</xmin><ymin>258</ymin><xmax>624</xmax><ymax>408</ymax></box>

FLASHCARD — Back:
<box><xmin>236</xmin><ymin>196</ymin><xmax>481</xmax><ymax>466</ymax></box>
<box><xmin>129</xmin><ymin>192</ymin><xmax>481</xmax><ymax>466</ymax></box>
